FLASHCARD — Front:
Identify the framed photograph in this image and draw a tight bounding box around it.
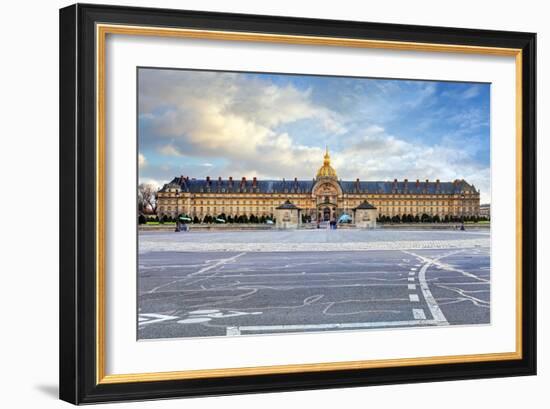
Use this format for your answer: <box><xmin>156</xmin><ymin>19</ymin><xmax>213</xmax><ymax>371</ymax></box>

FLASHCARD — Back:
<box><xmin>59</xmin><ymin>3</ymin><xmax>536</xmax><ymax>404</ymax></box>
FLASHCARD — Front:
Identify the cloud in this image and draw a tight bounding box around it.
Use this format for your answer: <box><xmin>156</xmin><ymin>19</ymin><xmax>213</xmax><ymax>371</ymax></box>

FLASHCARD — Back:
<box><xmin>158</xmin><ymin>144</ymin><xmax>184</xmax><ymax>157</ymax></box>
<box><xmin>462</xmin><ymin>85</ymin><xmax>481</xmax><ymax>99</ymax></box>
<box><xmin>139</xmin><ymin>69</ymin><xmax>345</xmax><ymax>177</ymax></box>
<box><xmin>333</xmin><ymin>127</ymin><xmax>490</xmax><ymax>203</ymax></box>
<box><xmin>138</xmin><ymin>153</ymin><xmax>147</xmax><ymax>168</ymax></box>
<box><xmin>139</xmin><ymin>177</ymin><xmax>162</xmax><ymax>190</ymax></box>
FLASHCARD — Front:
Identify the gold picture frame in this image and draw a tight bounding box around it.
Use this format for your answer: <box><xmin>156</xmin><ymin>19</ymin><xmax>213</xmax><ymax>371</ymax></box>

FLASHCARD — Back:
<box><xmin>60</xmin><ymin>3</ymin><xmax>536</xmax><ymax>404</ymax></box>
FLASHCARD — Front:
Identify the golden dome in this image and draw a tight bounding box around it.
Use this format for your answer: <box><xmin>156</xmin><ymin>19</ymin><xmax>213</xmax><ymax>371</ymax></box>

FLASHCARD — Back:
<box><xmin>316</xmin><ymin>146</ymin><xmax>337</xmax><ymax>179</ymax></box>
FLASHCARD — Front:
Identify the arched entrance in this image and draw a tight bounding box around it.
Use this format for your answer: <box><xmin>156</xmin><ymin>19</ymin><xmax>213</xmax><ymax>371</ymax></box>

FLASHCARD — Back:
<box><xmin>317</xmin><ymin>203</ymin><xmax>336</xmax><ymax>221</ymax></box>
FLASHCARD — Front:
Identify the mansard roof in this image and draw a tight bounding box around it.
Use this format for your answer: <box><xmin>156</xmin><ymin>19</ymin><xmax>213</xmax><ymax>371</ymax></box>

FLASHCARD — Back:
<box><xmin>160</xmin><ymin>176</ymin><xmax>477</xmax><ymax>195</ymax></box>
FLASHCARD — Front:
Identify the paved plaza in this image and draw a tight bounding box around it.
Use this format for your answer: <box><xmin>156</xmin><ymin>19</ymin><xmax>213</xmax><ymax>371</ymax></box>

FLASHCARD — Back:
<box><xmin>138</xmin><ymin>229</ymin><xmax>490</xmax><ymax>339</ymax></box>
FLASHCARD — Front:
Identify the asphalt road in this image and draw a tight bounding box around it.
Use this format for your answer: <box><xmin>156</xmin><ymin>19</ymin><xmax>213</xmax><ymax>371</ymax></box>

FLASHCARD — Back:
<box><xmin>138</xmin><ymin>231</ymin><xmax>490</xmax><ymax>339</ymax></box>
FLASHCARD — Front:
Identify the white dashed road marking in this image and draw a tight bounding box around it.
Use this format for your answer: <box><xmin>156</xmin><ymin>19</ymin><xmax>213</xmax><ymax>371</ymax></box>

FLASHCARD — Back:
<box><xmin>413</xmin><ymin>309</ymin><xmax>427</xmax><ymax>320</ymax></box>
<box><xmin>409</xmin><ymin>294</ymin><xmax>420</xmax><ymax>302</ymax></box>
<box><xmin>403</xmin><ymin>250</ymin><xmax>450</xmax><ymax>326</ymax></box>
<box><xmin>408</xmin><ymin>284</ymin><xmax>416</xmax><ymax>290</ymax></box>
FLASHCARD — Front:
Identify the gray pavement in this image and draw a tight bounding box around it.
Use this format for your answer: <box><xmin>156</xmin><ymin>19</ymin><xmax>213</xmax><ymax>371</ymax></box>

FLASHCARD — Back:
<box><xmin>138</xmin><ymin>230</ymin><xmax>490</xmax><ymax>339</ymax></box>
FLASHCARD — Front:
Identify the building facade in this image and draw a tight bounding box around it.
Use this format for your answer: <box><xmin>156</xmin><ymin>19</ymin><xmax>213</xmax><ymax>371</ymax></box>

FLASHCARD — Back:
<box><xmin>156</xmin><ymin>148</ymin><xmax>480</xmax><ymax>222</ymax></box>
<box><xmin>479</xmin><ymin>203</ymin><xmax>491</xmax><ymax>219</ymax></box>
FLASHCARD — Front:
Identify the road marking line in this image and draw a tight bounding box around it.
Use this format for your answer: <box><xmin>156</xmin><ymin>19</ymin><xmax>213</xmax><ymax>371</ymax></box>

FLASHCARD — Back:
<box><xmin>410</xmin><ymin>268</ymin><xmax>417</xmax><ymax>271</ymax></box>
<box><xmin>138</xmin><ymin>313</ymin><xmax>179</xmax><ymax>326</ymax></box>
<box><xmin>226</xmin><ymin>326</ymin><xmax>241</xmax><ymax>336</ymax></box>
<box><xmin>409</xmin><ymin>294</ymin><xmax>420</xmax><ymax>302</ymax></box>
<box><xmin>230</xmin><ymin>319</ymin><xmax>441</xmax><ymax>334</ymax></box>
<box><xmin>403</xmin><ymin>251</ymin><xmax>450</xmax><ymax>325</ymax></box>
<box><xmin>408</xmin><ymin>277</ymin><xmax>415</xmax><ymax>282</ymax></box>
<box><xmin>148</xmin><ymin>252</ymin><xmax>246</xmax><ymax>293</ymax></box>
<box><xmin>413</xmin><ymin>309</ymin><xmax>426</xmax><ymax>319</ymax></box>
<box><xmin>408</xmin><ymin>284</ymin><xmax>416</xmax><ymax>290</ymax></box>
<box><xmin>409</xmin><ymin>271</ymin><xmax>415</xmax><ymax>276</ymax></box>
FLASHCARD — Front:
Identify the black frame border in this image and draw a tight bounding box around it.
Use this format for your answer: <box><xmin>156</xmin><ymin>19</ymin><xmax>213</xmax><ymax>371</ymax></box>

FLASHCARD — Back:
<box><xmin>59</xmin><ymin>3</ymin><xmax>536</xmax><ymax>404</ymax></box>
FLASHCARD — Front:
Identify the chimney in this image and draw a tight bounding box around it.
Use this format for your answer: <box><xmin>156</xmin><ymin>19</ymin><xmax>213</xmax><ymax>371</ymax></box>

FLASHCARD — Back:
<box><xmin>229</xmin><ymin>176</ymin><xmax>233</xmax><ymax>186</ymax></box>
<box><xmin>206</xmin><ymin>176</ymin><xmax>210</xmax><ymax>182</ymax></box>
<box><xmin>404</xmin><ymin>179</ymin><xmax>408</xmax><ymax>192</ymax></box>
<box><xmin>253</xmin><ymin>176</ymin><xmax>257</xmax><ymax>187</ymax></box>
<box><xmin>416</xmin><ymin>179</ymin><xmax>420</xmax><ymax>188</ymax></box>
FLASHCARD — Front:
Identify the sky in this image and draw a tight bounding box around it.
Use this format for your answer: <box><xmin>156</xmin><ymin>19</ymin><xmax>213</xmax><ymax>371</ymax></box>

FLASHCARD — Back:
<box><xmin>138</xmin><ymin>68</ymin><xmax>491</xmax><ymax>203</ymax></box>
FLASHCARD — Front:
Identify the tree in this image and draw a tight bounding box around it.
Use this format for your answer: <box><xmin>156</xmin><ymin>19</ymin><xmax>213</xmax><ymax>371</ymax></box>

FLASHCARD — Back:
<box><xmin>138</xmin><ymin>214</ymin><xmax>146</xmax><ymax>224</ymax></box>
<box><xmin>138</xmin><ymin>183</ymin><xmax>158</xmax><ymax>214</ymax></box>
<box><xmin>193</xmin><ymin>216</ymin><xmax>200</xmax><ymax>224</ymax></box>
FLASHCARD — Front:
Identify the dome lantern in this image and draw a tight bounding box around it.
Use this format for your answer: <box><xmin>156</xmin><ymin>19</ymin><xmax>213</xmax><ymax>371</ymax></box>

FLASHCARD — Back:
<box><xmin>316</xmin><ymin>146</ymin><xmax>337</xmax><ymax>179</ymax></box>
